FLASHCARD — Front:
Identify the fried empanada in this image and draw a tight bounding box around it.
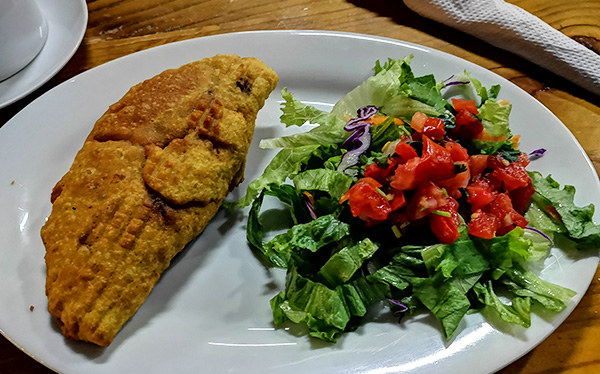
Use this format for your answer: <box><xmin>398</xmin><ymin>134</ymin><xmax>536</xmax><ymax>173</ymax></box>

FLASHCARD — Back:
<box><xmin>41</xmin><ymin>54</ymin><xmax>278</xmax><ymax>346</ymax></box>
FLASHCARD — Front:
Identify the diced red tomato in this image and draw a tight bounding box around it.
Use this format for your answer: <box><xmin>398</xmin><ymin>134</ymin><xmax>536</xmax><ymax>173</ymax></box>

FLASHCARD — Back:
<box><xmin>469</xmin><ymin>154</ymin><xmax>489</xmax><ymax>180</ymax></box>
<box><xmin>487</xmin><ymin>153</ymin><xmax>509</xmax><ymax>170</ymax></box>
<box><xmin>390</xmin><ymin>136</ymin><xmax>456</xmax><ymax>191</ymax></box>
<box><xmin>419</xmin><ymin>135</ymin><xmax>456</xmax><ymax>181</ymax></box>
<box><xmin>410</xmin><ymin>131</ymin><xmax>423</xmax><ymax>141</ymax></box>
<box><xmin>466</xmin><ymin>178</ymin><xmax>497</xmax><ymax>211</ymax></box>
<box><xmin>485</xmin><ymin>193</ymin><xmax>528</xmax><ymax>236</ymax></box>
<box><xmin>409</xmin><ymin>112</ymin><xmax>445</xmax><ymax>140</ymax></box>
<box><xmin>422</xmin><ymin>117</ymin><xmax>445</xmax><ymax>140</ymax></box>
<box><xmin>468</xmin><ymin>210</ymin><xmax>499</xmax><ymax>239</ymax></box>
<box><xmin>389</xmin><ymin>189</ymin><xmax>407</xmax><ymax>211</ymax></box>
<box><xmin>364</xmin><ymin>163</ymin><xmax>393</xmax><ymax>185</ymax></box>
<box><xmin>406</xmin><ymin>181</ymin><xmax>448</xmax><ymax>221</ymax></box>
<box><xmin>452</xmin><ymin>110</ymin><xmax>483</xmax><ymax>139</ymax></box>
<box><xmin>340</xmin><ymin>177</ymin><xmax>392</xmax><ymax>221</ymax></box>
<box><xmin>517</xmin><ymin>152</ymin><xmax>530</xmax><ymax>167</ymax></box>
<box><xmin>445</xmin><ymin>141</ymin><xmax>469</xmax><ymax>162</ymax></box>
<box><xmin>437</xmin><ymin>163</ymin><xmax>470</xmax><ymax>199</ymax></box>
<box><xmin>358</xmin><ymin>177</ymin><xmax>382</xmax><ymax>188</ymax></box>
<box><xmin>394</xmin><ymin>142</ymin><xmax>419</xmax><ymax>163</ymax></box>
<box><xmin>510</xmin><ymin>182</ymin><xmax>535</xmax><ymax>214</ymax></box>
<box><xmin>488</xmin><ymin>161</ymin><xmax>531</xmax><ymax>191</ymax></box>
<box><xmin>390</xmin><ymin>157</ymin><xmax>422</xmax><ymax>190</ymax></box>
<box><xmin>429</xmin><ymin>197</ymin><xmax>461</xmax><ymax>244</ymax></box>
<box><xmin>451</xmin><ymin>98</ymin><xmax>479</xmax><ymax>114</ymax></box>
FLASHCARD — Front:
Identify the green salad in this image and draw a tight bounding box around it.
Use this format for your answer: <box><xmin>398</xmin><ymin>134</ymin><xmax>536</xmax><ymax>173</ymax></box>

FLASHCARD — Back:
<box><xmin>231</xmin><ymin>57</ymin><xmax>600</xmax><ymax>343</ymax></box>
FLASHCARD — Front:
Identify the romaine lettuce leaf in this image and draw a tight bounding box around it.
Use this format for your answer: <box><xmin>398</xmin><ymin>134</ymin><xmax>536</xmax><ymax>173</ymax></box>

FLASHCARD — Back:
<box><xmin>272</xmin><ymin>265</ymin><xmax>392</xmax><ymax>342</ymax></box>
<box><xmin>480</xmin><ymin>228</ymin><xmax>532</xmax><ymax>275</ymax></box>
<box><xmin>369</xmin><ymin>117</ymin><xmax>406</xmax><ymax>152</ymax></box>
<box><xmin>524</xmin><ymin>203</ymin><xmax>565</xmax><ymax>235</ymax></box>
<box><xmin>266</xmin><ymin>183</ymin><xmax>312</xmax><ymax>225</ymax></box>
<box><xmin>473</xmin><ymin>281</ymin><xmax>532</xmax><ymax>327</ymax></box>
<box><xmin>478</xmin><ymin>99</ymin><xmax>512</xmax><ymax>137</ymax></box>
<box><xmin>368</xmin><ymin>263</ymin><xmax>412</xmax><ymax>292</ymax></box>
<box><xmin>330</xmin><ymin>57</ymin><xmax>410</xmax><ymax>118</ymax></box>
<box><xmin>500</xmin><ymin>264</ymin><xmax>576</xmax><ymax>312</ymax></box>
<box><xmin>341</xmin><ymin>276</ymin><xmax>389</xmax><ymax>317</ymax></box>
<box><xmin>246</xmin><ymin>191</ymin><xmax>271</xmax><ymax>260</ymax></box>
<box><xmin>459</xmin><ymin>98</ymin><xmax>513</xmax><ymax>156</ymax></box>
<box><xmin>401</xmin><ymin>74</ymin><xmax>449</xmax><ymax>113</ymax></box>
<box><xmin>421</xmin><ymin>240</ymin><xmax>490</xmax><ymax>279</ymax></box>
<box><xmin>259</xmin><ymin>88</ymin><xmax>347</xmax><ymax>149</ymax></box>
<box><xmin>330</xmin><ymin>56</ymin><xmax>435</xmax><ymax>121</ymax></box>
<box><xmin>292</xmin><ymin>168</ymin><xmax>353</xmax><ymax>200</ymax></box>
<box><xmin>409</xmin><ymin>275</ymin><xmax>471</xmax><ymax>339</ymax></box>
<box><xmin>522</xmin><ymin>227</ymin><xmax>553</xmax><ymax>262</ymax></box>
<box><xmin>367</xmin><ymin>246</ymin><xmax>428</xmax><ymax>292</ymax></box>
<box><xmin>279</xmin><ymin>87</ymin><xmax>335</xmax><ymax>128</ymax></box>
<box><xmin>450</xmin><ymin>273</ymin><xmax>484</xmax><ymax>295</ymax></box>
<box><xmin>270</xmin><ymin>266</ymin><xmax>350</xmax><ymax>342</ymax></box>
<box><xmin>247</xmin><ymin>187</ymin><xmax>349</xmax><ymax>267</ymax></box>
<box><xmin>235</xmin><ymin>144</ymin><xmax>320</xmax><ymax>208</ymax></box>
<box><xmin>379</xmin><ymin>94</ymin><xmax>441</xmax><ymax>122</ymax></box>
<box><xmin>529</xmin><ymin>171</ymin><xmax>600</xmax><ymax>247</ymax></box>
<box><xmin>317</xmin><ymin>238</ymin><xmax>379</xmax><ymax>287</ymax></box>
<box><xmin>467</xmin><ymin>138</ymin><xmax>515</xmax><ymax>156</ymax></box>
<box><xmin>246</xmin><ymin>189</ymin><xmax>302</xmax><ymax>268</ymax></box>
<box><xmin>261</xmin><ymin>214</ymin><xmax>349</xmax><ymax>268</ymax></box>
<box><xmin>449</xmin><ymin>71</ymin><xmax>500</xmax><ymax>103</ymax></box>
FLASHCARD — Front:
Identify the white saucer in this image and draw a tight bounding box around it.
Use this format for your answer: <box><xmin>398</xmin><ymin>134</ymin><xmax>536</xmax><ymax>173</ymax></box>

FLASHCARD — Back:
<box><xmin>0</xmin><ymin>0</ymin><xmax>87</xmax><ymax>109</ymax></box>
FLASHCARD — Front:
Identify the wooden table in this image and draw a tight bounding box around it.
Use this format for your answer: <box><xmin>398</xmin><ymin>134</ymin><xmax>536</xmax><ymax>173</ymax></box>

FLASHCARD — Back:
<box><xmin>1</xmin><ymin>0</ymin><xmax>599</xmax><ymax>372</ymax></box>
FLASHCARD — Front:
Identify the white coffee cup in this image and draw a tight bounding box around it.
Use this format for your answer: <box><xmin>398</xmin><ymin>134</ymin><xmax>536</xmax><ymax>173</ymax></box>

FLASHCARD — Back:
<box><xmin>0</xmin><ymin>0</ymin><xmax>48</xmax><ymax>81</ymax></box>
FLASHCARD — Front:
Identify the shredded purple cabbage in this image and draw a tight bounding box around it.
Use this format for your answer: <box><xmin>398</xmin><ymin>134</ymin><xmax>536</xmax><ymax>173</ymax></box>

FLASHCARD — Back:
<box><xmin>343</xmin><ymin>105</ymin><xmax>378</xmax><ymax>130</ymax></box>
<box><xmin>524</xmin><ymin>226</ymin><xmax>553</xmax><ymax>243</ymax></box>
<box><xmin>529</xmin><ymin>148</ymin><xmax>547</xmax><ymax>160</ymax></box>
<box><xmin>443</xmin><ymin>74</ymin><xmax>470</xmax><ymax>88</ymax></box>
<box><xmin>388</xmin><ymin>298</ymin><xmax>409</xmax><ymax>322</ymax></box>
<box><xmin>337</xmin><ymin>106</ymin><xmax>378</xmax><ymax>174</ymax></box>
<box><xmin>304</xmin><ymin>196</ymin><xmax>318</xmax><ymax>220</ymax></box>
<box><xmin>387</xmin><ymin>298</ymin><xmax>409</xmax><ymax>312</ymax></box>
<box><xmin>337</xmin><ymin>127</ymin><xmax>371</xmax><ymax>173</ymax></box>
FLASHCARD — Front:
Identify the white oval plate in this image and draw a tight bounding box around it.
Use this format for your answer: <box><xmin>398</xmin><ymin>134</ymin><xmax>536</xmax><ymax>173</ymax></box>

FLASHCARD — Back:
<box><xmin>0</xmin><ymin>0</ymin><xmax>87</xmax><ymax>108</ymax></box>
<box><xmin>0</xmin><ymin>30</ymin><xmax>598</xmax><ymax>374</ymax></box>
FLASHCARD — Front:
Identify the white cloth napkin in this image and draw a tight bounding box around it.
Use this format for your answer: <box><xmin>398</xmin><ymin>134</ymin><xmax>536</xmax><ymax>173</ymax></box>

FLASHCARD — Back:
<box><xmin>403</xmin><ymin>0</ymin><xmax>600</xmax><ymax>96</ymax></box>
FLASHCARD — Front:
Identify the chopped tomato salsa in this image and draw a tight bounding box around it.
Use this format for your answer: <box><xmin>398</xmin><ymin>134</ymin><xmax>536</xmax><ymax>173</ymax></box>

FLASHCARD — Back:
<box><xmin>339</xmin><ymin>107</ymin><xmax>533</xmax><ymax>244</ymax></box>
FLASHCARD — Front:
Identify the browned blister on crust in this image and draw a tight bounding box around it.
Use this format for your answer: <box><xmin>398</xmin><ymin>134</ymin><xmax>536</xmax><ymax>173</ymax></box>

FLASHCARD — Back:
<box><xmin>41</xmin><ymin>55</ymin><xmax>279</xmax><ymax>346</ymax></box>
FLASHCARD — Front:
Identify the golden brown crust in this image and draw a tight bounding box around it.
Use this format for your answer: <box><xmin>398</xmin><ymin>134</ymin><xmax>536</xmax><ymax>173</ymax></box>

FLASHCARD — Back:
<box><xmin>41</xmin><ymin>55</ymin><xmax>278</xmax><ymax>346</ymax></box>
